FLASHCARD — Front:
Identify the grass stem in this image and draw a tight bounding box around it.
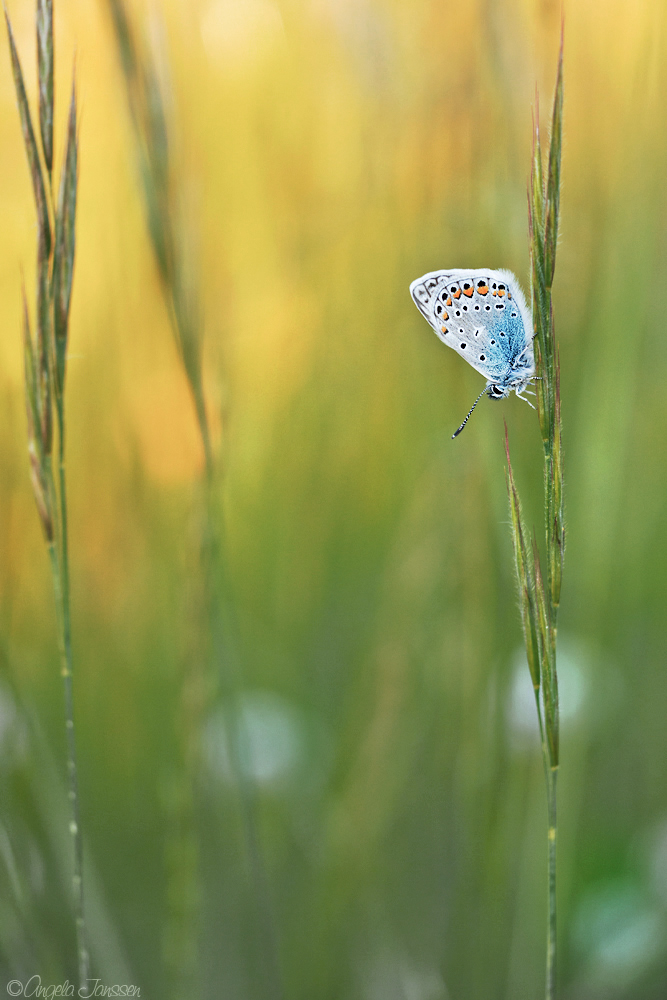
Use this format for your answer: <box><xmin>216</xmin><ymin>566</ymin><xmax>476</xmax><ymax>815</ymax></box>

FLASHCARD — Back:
<box><xmin>106</xmin><ymin>5</ymin><xmax>284</xmax><ymax>996</ymax></box>
<box><xmin>546</xmin><ymin>768</ymin><xmax>557</xmax><ymax>999</ymax></box>
<box><xmin>7</xmin><ymin>0</ymin><xmax>85</xmax><ymax>981</ymax></box>
<box><xmin>505</xmin><ymin>28</ymin><xmax>563</xmax><ymax>999</ymax></box>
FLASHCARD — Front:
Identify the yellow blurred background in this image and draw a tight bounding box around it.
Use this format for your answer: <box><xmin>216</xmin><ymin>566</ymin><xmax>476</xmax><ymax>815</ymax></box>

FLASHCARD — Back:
<box><xmin>1</xmin><ymin>0</ymin><xmax>667</xmax><ymax>997</ymax></box>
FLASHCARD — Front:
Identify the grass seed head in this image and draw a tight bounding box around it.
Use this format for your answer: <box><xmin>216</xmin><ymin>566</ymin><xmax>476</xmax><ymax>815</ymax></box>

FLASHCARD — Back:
<box><xmin>5</xmin><ymin>8</ymin><xmax>51</xmax><ymax>256</ymax></box>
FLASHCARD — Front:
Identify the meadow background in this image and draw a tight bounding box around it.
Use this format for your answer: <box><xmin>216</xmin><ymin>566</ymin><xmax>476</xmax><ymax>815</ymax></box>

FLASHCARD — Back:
<box><xmin>1</xmin><ymin>0</ymin><xmax>666</xmax><ymax>997</ymax></box>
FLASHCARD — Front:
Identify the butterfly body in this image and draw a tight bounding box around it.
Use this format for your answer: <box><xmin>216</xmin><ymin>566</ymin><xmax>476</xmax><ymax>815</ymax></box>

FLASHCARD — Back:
<box><xmin>410</xmin><ymin>268</ymin><xmax>535</xmax><ymax>402</ymax></box>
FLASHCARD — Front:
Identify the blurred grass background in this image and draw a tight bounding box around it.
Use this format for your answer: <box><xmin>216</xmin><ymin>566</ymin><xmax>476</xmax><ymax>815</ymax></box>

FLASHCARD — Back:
<box><xmin>1</xmin><ymin>0</ymin><xmax>667</xmax><ymax>997</ymax></box>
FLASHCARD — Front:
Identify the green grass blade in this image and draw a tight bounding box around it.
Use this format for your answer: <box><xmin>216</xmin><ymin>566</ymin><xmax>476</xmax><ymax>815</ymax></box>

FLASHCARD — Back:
<box><xmin>532</xmin><ymin>538</ymin><xmax>558</xmax><ymax>768</ymax></box>
<box><xmin>107</xmin><ymin>0</ymin><xmax>210</xmax><ymax>472</ymax></box>
<box><xmin>531</xmin><ymin>276</ymin><xmax>550</xmax><ymax>447</ymax></box>
<box><xmin>22</xmin><ymin>287</ymin><xmax>53</xmax><ymax>542</ymax></box>
<box><xmin>22</xmin><ymin>286</ymin><xmax>38</xmax><ymax>453</ymax></box>
<box><xmin>139</xmin><ymin>60</ymin><xmax>174</xmax><ymax>291</ymax></box>
<box><xmin>107</xmin><ymin>2</ymin><xmax>173</xmax><ymax>289</ymax></box>
<box><xmin>5</xmin><ymin>9</ymin><xmax>51</xmax><ymax>258</ymax></box>
<box><xmin>37</xmin><ymin>244</ymin><xmax>52</xmax><ymax>455</ymax></box>
<box><xmin>530</xmin><ymin>72</ymin><xmax>560</xmax><ymax>452</ymax></box>
<box><xmin>545</xmin><ymin>28</ymin><xmax>564</xmax><ymax>289</ymax></box>
<box><xmin>107</xmin><ymin>0</ymin><xmax>138</xmax><ymax>87</ymax></box>
<box><xmin>53</xmin><ymin>80</ymin><xmax>78</xmax><ymax>398</ymax></box>
<box><xmin>37</xmin><ymin>0</ymin><xmax>53</xmax><ymax>177</ymax></box>
<box><xmin>505</xmin><ymin>425</ymin><xmax>541</xmax><ymax>689</ymax></box>
<box><xmin>549</xmin><ymin>354</ymin><xmax>564</xmax><ymax>610</ymax></box>
<box><xmin>530</xmin><ymin>95</ymin><xmax>545</xmax><ymax>245</ymax></box>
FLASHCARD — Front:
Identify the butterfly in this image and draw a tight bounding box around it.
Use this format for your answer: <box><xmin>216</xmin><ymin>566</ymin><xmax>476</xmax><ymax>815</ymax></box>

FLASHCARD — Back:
<box><xmin>409</xmin><ymin>269</ymin><xmax>536</xmax><ymax>437</ymax></box>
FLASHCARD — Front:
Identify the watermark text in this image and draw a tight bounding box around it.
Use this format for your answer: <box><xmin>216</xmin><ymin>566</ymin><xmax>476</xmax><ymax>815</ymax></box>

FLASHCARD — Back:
<box><xmin>7</xmin><ymin>978</ymin><xmax>140</xmax><ymax>999</ymax></box>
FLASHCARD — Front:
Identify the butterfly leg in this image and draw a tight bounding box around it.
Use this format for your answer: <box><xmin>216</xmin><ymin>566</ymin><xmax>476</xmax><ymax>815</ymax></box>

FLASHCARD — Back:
<box><xmin>514</xmin><ymin>388</ymin><xmax>536</xmax><ymax>409</ymax></box>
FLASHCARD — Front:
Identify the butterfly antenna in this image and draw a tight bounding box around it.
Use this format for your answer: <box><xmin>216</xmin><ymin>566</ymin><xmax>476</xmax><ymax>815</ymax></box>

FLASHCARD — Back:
<box><xmin>452</xmin><ymin>386</ymin><xmax>488</xmax><ymax>439</ymax></box>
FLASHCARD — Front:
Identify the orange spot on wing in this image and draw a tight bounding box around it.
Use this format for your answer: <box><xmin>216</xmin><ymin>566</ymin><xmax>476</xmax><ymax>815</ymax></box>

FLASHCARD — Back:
<box><xmin>446</xmin><ymin>297</ymin><xmax>452</xmax><ymax>306</ymax></box>
<box><xmin>497</xmin><ymin>287</ymin><xmax>506</xmax><ymax>297</ymax></box>
<box><xmin>463</xmin><ymin>285</ymin><xmax>474</xmax><ymax>297</ymax></box>
<box><xmin>477</xmin><ymin>284</ymin><xmax>488</xmax><ymax>295</ymax></box>
<box><xmin>452</xmin><ymin>288</ymin><xmax>461</xmax><ymax>299</ymax></box>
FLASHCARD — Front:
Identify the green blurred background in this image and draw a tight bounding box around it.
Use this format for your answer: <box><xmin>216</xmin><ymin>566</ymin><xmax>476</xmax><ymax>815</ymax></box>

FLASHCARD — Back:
<box><xmin>1</xmin><ymin>0</ymin><xmax>667</xmax><ymax>997</ymax></box>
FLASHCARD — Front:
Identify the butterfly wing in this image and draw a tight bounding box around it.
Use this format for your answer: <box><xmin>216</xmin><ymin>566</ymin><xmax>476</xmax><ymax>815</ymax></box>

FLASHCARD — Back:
<box><xmin>410</xmin><ymin>268</ymin><xmax>533</xmax><ymax>385</ymax></box>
